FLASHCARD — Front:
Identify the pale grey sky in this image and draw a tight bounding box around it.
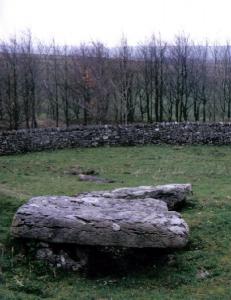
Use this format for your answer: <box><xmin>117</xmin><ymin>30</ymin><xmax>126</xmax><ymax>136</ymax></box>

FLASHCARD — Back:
<box><xmin>1</xmin><ymin>0</ymin><xmax>231</xmax><ymax>46</ymax></box>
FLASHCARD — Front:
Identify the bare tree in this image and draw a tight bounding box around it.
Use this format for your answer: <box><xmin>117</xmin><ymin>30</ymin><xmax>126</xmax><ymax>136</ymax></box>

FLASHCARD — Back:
<box><xmin>58</xmin><ymin>45</ymin><xmax>72</xmax><ymax>127</ymax></box>
<box><xmin>170</xmin><ymin>35</ymin><xmax>193</xmax><ymax>121</ymax></box>
<box><xmin>113</xmin><ymin>37</ymin><xmax>135</xmax><ymax>124</ymax></box>
<box><xmin>89</xmin><ymin>41</ymin><xmax>112</xmax><ymax>123</ymax></box>
<box><xmin>19</xmin><ymin>31</ymin><xmax>39</xmax><ymax>128</ymax></box>
<box><xmin>221</xmin><ymin>43</ymin><xmax>231</xmax><ymax>120</ymax></box>
<box><xmin>0</xmin><ymin>37</ymin><xmax>20</xmax><ymax>129</ymax></box>
<box><xmin>42</xmin><ymin>41</ymin><xmax>61</xmax><ymax>127</ymax></box>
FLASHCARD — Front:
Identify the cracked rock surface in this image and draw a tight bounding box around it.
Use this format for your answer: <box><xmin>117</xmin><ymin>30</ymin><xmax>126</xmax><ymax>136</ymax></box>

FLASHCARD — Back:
<box><xmin>11</xmin><ymin>184</ymin><xmax>191</xmax><ymax>249</ymax></box>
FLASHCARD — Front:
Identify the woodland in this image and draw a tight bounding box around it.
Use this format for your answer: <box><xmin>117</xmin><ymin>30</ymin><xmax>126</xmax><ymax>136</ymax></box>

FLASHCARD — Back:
<box><xmin>1</xmin><ymin>32</ymin><xmax>231</xmax><ymax>130</ymax></box>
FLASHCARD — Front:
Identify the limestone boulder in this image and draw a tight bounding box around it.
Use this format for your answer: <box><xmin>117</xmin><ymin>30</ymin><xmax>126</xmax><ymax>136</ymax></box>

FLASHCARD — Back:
<box><xmin>77</xmin><ymin>183</ymin><xmax>192</xmax><ymax>210</ymax></box>
<box><xmin>11</xmin><ymin>195</ymin><xmax>189</xmax><ymax>249</ymax></box>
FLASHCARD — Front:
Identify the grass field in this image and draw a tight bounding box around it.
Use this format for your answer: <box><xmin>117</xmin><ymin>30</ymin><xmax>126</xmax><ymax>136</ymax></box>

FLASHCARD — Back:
<box><xmin>1</xmin><ymin>145</ymin><xmax>231</xmax><ymax>299</ymax></box>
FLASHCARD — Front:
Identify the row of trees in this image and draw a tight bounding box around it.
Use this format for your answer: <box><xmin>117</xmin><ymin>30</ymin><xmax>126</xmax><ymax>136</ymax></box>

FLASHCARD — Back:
<box><xmin>1</xmin><ymin>32</ymin><xmax>231</xmax><ymax>130</ymax></box>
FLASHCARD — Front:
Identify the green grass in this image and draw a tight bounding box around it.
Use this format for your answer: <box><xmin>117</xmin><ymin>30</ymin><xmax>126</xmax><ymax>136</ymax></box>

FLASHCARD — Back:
<box><xmin>1</xmin><ymin>145</ymin><xmax>231</xmax><ymax>299</ymax></box>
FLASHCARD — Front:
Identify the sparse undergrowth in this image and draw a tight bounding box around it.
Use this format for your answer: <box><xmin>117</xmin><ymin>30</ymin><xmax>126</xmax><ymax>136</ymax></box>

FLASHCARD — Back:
<box><xmin>1</xmin><ymin>145</ymin><xmax>231</xmax><ymax>299</ymax></box>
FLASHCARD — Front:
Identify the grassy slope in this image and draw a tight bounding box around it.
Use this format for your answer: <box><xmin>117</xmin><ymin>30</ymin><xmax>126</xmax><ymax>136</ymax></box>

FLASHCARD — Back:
<box><xmin>1</xmin><ymin>145</ymin><xmax>231</xmax><ymax>299</ymax></box>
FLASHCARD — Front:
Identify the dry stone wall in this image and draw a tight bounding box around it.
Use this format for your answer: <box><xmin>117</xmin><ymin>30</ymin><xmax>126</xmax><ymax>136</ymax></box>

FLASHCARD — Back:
<box><xmin>1</xmin><ymin>123</ymin><xmax>231</xmax><ymax>155</ymax></box>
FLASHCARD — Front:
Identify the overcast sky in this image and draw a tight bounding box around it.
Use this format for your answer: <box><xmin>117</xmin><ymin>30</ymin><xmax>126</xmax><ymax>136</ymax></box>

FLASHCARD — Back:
<box><xmin>1</xmin><ymin>0</ymin><xmax>231</xmax><ymax>46</ymax></box>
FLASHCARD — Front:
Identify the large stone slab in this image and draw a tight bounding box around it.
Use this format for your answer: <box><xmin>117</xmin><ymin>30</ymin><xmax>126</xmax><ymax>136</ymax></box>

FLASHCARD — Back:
<box><xmin>76</xmin><ymin>183</ymin><xmax>192</xmax><ymax>210</ymax></box>
<box><xmin>11</xmin><ymin>195</ymin><xmax>189</xmax><ymax>249</ymax></box>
